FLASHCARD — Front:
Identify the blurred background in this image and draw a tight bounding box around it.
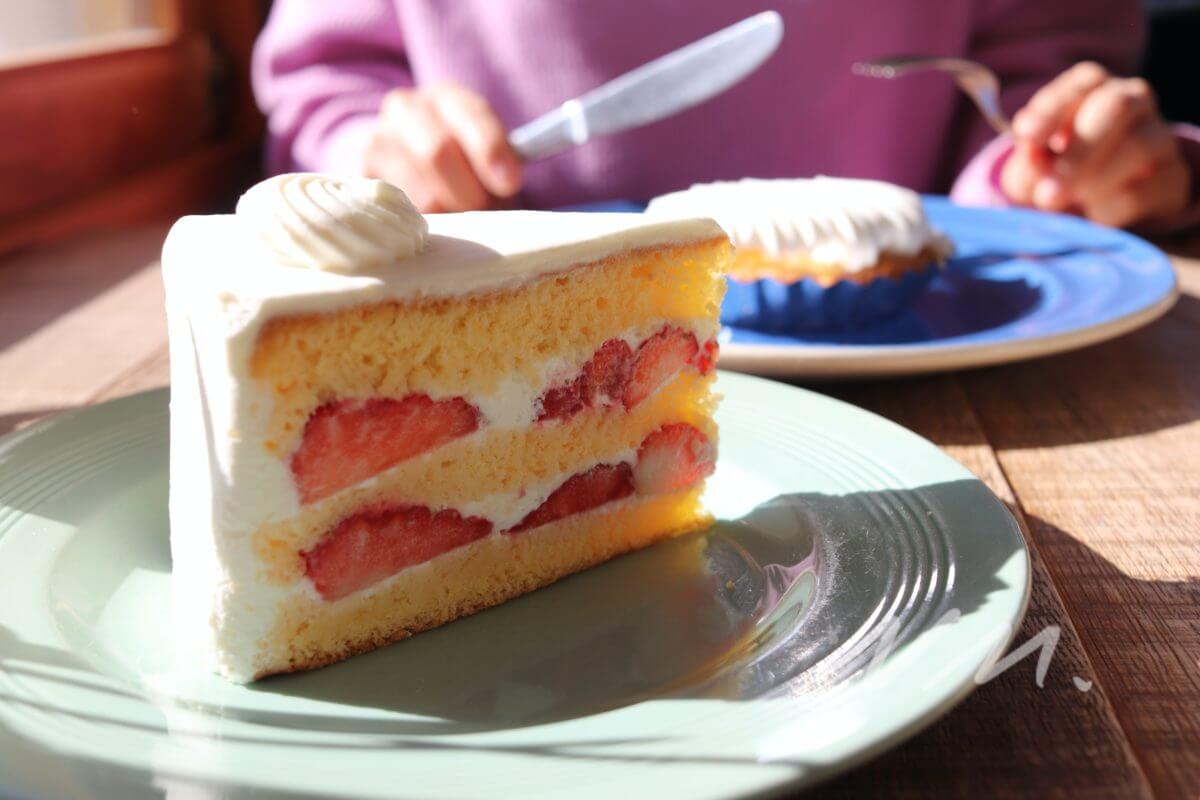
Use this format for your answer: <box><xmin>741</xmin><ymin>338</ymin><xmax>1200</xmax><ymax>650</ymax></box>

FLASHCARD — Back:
<box><xmin>0</xmin><ymin>1</ymin><xmax>264</xmax><ymax>254</ymax></box>
<box><xmin>0</xmin><ymin>0</ymin><xmax>1195</xmax><ymax>255</ymax></box>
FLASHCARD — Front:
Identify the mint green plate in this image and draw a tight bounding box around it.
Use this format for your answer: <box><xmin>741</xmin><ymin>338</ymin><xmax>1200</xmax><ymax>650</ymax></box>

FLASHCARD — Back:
<box><xmin>0</xmin><ymin>373</ymin><xmax>1028</xmax><ymax>799</ymax></box>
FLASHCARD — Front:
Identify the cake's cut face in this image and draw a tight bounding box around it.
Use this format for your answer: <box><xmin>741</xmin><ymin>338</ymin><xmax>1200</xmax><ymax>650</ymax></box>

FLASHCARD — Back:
<box><xmin>162</xmin><ymin>174</ymin><xmax>729</xmax><ymax>681</ymax></box>
<box><xmin>647</xmin><ymin>176</ymin><xmax>952</xmax><ymax>284</ymax></box>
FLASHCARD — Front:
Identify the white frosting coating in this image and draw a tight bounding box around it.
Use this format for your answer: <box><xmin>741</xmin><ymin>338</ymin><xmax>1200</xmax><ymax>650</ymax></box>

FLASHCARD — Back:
<box><xmin>162</xmin><ymin>203</ymin><xmax>723</xmax><ymax>681</ymax></box>
<box><xmin>647</xmin><ymin>176</ymin><xmax>949</xmax><ymax>271</ymax></box>
<box><xmin>235</xmin><ymin>173</ymin><xmax>428</xmax><ymax>273</ymax></box>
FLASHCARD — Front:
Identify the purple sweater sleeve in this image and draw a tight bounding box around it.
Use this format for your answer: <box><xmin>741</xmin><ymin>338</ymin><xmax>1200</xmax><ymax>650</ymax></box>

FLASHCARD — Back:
<box><xmin>252</xmin><ymin>0</ymin><xmax>413</xmax><ymax>175</ymax></box>
<box><xmin>949</xmin><ymin>0</ymin><xmax>1143</xmax><ymax>178</ymax></box>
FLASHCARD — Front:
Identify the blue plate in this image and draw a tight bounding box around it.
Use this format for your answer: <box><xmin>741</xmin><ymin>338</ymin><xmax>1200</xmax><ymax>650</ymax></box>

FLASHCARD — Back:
<box><xmin>570</xmin><ymin>197</ymin><xmax>1178</xmax><ymax>378</ymax></box>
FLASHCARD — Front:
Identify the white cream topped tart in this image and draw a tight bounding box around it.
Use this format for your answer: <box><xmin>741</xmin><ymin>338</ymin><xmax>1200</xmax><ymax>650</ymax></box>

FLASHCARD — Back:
<box><xmin>647</xmin><ymin>176</ymin><xmax>952</xmax><ymax>283</ymax></box>
<box><xmin>163</xmin><ymin>174</ymin><xmax>731</xmax><ymax>682</ymax></box>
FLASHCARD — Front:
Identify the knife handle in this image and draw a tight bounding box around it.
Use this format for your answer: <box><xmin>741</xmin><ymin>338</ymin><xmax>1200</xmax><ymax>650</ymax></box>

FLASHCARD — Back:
<box><xmin>509</xmin><ymin>101</ymin><xmax>588</xmax><ymax>162</ymax></box>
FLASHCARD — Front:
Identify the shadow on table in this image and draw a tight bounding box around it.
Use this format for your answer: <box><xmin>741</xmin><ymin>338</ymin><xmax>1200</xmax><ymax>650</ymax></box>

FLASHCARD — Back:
<box><xmin>827</xmin><ymin>291</ymin><xmax>1200</xmax><ymax>449</ymax></box>
<box><xmin>807</xmin><ymin>509</ymin><xmax>1197</xmax><ymax>798</ymax></box>
<box><xmin>0</xmin><ymin>225</ymin><xmax>166</xmax><ymax>353</ymax></box>
<box><xmin>955</xmin><ymin>291</ymin><xmax>1200</xmax><ymax>448</ymax></box>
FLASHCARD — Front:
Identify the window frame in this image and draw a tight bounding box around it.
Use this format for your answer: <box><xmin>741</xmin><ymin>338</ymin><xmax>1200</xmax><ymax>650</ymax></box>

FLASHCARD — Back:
<box><xmin>0</xmin><ymin>0</ymin><xmax>264</xmax><ymax>254</ymax></box>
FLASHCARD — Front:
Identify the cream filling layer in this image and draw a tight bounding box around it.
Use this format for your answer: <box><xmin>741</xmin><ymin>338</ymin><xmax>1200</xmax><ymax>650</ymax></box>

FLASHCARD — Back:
<box><xmin>293</xmin><ymin>447</ymin><xmax>645</xmax><ymax>606</ymax></box>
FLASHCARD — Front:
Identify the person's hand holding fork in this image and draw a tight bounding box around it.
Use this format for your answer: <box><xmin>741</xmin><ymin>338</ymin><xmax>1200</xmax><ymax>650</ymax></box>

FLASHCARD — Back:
<box><xmin>1001</xmin><ymin>61</ymin><xmax>1191</xmax><ymax>229</ymax></box>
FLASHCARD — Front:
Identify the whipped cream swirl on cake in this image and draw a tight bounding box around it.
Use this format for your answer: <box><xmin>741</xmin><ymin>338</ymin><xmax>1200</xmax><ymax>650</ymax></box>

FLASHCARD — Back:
<box><xmin>647</xmin><ymin>176</ymin><xmax>950</xmax><ymax>270</ymax></box>
<box><xmin>236</xmin><ymin>173</ymin><xmax>428</xmax><ymax>273</ymax></box>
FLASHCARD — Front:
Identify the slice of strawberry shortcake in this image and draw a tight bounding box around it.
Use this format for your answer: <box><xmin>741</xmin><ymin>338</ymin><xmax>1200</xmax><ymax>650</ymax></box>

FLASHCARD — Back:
<box><xmin>162</xmin><ymin>174</ymin><xmax>729</xmax><ymax>682</ymax></box>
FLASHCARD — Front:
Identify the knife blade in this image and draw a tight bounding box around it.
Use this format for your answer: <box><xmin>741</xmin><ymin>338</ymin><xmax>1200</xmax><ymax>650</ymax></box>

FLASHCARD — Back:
<box><xmin>509</xmin><ymin>10</ymin><xmax>784</xmax><ymax>162</ymax></box>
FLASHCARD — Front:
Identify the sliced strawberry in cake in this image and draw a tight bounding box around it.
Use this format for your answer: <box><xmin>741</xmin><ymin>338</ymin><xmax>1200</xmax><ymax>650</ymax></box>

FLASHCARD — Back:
<box><xmin>509</xmin><ymin>463</ymin><xmax>635</xmax><ymax>533</ymax></box>
<box><xmin>624</xmin><ymin>326</ymin><xmax>701</xmax><ymax>409</ymax></box>
<box><xmin>291</xmin><ymin>395</ymin><xmax>481</xmax><ymax>504</ymax></box>
<box><xmin>536</xmin><ymin>325</ymin><xmax>714</xmax><ymax>424</ymax></box>
<box><xmin>581</xmin><ymin>338</ymin><xmax>633</xmax><ymax>407</ymax></box>
<box><xmin>303</xmin><ymin>505</ymin><xmax>493</xmax><ymax>601</ymax></box>
<box><xmin>694</xmin><ymin>339</ymin><xmax>719</xmax><ymax>375</ymax></box>
<box><xmin>634</xmin><ymin>423</ymin><xmax>717</xmax><ymax>495</ymax></box>
<box><xmin>535</xmin><ymin>377</ymin><xmax>585</xmax><ymax>423</ymax></box>
<box><xmin>509</xmin><ymin>423</ymin><xmax>715</xmax><ymax>535</ymax></box>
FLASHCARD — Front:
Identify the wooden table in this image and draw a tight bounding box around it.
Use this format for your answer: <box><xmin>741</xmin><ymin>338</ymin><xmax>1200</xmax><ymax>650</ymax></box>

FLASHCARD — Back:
<box><xmin>2</xmin><ymin>224</ymin><xmax>1197</xmax><ymax>798</ymax></box>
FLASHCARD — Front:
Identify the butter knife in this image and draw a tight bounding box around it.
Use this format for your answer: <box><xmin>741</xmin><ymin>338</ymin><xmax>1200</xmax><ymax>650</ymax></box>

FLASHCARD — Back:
<box><xmin>509</xmin><ymin>11</ymin><xmax>784</xmax><ymax>162</ymax></box>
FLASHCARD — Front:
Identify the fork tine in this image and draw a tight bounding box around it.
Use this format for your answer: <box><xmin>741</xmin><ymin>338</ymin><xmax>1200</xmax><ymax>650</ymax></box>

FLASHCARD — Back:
<box><xmin>854</xmin><ymin>55</ymin><xmax>1011</xmax><ymax>134</ymax></box>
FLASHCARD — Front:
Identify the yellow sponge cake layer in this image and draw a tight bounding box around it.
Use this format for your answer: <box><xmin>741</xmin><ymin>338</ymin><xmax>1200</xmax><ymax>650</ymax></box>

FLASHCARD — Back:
<box><xmin>252</xmin><ymin>371</ymin><xmax>715</xmax><ymax>583</ymax></box>
<box><xmin>251</xmin><ymin>238</ymin><xmax>729</xmax><ymax>454</ymax></box>
<box><xmin>256</xmin><ymin>485</ymin><xmax>709</xmax><ymax>678</ymax></box>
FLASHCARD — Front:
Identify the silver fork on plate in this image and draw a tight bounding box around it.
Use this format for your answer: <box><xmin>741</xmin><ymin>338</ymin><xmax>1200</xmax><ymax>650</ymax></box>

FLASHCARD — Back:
<box><xmin>853</xmin><ymin>56</ymin><xmax>1010</xmax><ymax>134</ymax></box>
